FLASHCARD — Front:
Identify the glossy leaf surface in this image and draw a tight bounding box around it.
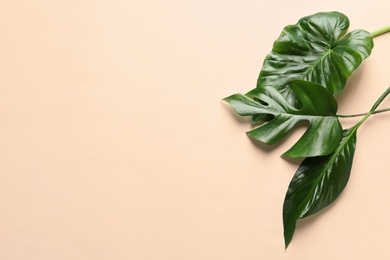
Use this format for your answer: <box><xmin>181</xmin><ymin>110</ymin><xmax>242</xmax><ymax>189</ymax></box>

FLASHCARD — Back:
<box><xmin>223</xmin><ymin>80</ymin><xmax>342</xmax><ymax>158</ymax></box>
<box><xmin>257</xmin><ymin>11</ymin><xmax>373</xmax><ymax>104</ymax></box>
<box><xmin>283</xmin><ymin>128</ymin><xmax>357</xmax><ymax>248</ymax></box>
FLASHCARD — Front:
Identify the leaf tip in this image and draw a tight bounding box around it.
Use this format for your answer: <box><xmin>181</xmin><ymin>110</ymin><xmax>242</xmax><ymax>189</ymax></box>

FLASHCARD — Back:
<box><xmin>284</xmin><ymin>237</ymin><xmax>291</xmax><ymax>250</ymax></box>
<box><xmin>281</xmin><ymin>150</ymin><xmax>300</xmax><ymax>159</ymax></box>
<box><xmin>283</xmin><ymin>227</ymin><xmax>294</xmax><ymax>251</ymax></box>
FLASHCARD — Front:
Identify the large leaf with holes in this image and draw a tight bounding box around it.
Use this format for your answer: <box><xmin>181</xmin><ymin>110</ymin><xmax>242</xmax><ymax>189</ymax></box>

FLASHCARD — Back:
<box><xmin>283</xmin><ymin>127</ymin><xmax>357</xmax><ymax>248</ymax></box>
<box><xmin>256</xmin><ymin>11</ymin><xmax>373</xmax><ymax>104</ymax></box>
<box><xmin>223</xmin><ymin>80</ymin><xmax>342</xmax><ymax>158</ymax></box>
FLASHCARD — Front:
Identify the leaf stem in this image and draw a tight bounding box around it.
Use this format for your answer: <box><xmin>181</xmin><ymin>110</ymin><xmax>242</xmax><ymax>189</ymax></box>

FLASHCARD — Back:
<box><xmin>353</xmin><ymin>87</ymin><xmax>390</xmax><ymax>129</ymax></box>
<box><xmin>371</xmin><ymin>25</ymin><xmax>390</xmax><ymax>38</ymax></box>
<box><xmin>337</xmin><ymin>107</ymin><xmax>390</xmax><ymax>118</ymax></box>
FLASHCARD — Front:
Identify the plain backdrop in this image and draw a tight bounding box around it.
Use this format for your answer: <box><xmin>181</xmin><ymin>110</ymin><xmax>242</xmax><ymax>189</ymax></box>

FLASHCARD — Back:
<box><xmin>1</xmin><ymin>0</ymin><xmax>390</xmax><ymax>259</ymax></box>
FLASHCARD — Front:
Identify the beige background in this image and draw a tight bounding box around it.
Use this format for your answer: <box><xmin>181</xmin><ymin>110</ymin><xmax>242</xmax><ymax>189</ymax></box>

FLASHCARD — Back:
<box><xmin>1</xmin><ymin>0</ymin><xmax>390</xmax><ymax>259</ymax></box>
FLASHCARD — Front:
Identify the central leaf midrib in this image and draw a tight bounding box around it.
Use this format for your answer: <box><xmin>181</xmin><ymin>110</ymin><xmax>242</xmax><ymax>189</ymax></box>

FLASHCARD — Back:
<box><xmin>298</xmin><ymin>49</ymin><xmax>332</xmax><ymax>80</ymax></box>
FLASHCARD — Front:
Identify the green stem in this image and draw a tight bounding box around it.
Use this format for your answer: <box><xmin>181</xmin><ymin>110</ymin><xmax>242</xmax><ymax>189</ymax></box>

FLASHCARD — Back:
<box><xmin>353</xmin><ymin>87</ymin><xmax>390</xmax><ymax>130</ymax></box>
<box><xmin>337</xmin><ymin>107</ymin><xmax>390</xmax><ymax>118</ymax></box>
<box><xmin>371</xmin><ymin>25</ymin><xmax>390</xmax><ymax>38</ymax></box>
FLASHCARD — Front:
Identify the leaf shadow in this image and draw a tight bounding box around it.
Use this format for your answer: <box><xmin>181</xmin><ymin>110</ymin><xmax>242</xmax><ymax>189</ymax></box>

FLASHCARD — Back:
<box><xmin>247</xmin><ymin>135</ymin><xmax>277</xmax><ymax>153</ymax></box>
<box><xmin>282</xmin><ymin>156</ymin><xmax>304</xmax><ymax>166</ymax></box>
<box><xmin>294</xmin><ymin>191</ymin><xmax>346</xmax><ymax>233</ymax></box>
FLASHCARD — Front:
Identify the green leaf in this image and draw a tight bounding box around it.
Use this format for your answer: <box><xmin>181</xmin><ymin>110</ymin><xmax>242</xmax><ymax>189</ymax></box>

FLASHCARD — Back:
<box><xmin>283</xmin><ymin>127</ymin><xmax>357</xmax><ymax>248</ymax></box>
<box><xmin>257</xmin><ymin>11</ymin><xmax>373</xmax><ymax>104</ymax></box>
<box><xmin>223</xmin><ymin>80</ymin><xmax>343</xmax><ymax>158</ymax></box>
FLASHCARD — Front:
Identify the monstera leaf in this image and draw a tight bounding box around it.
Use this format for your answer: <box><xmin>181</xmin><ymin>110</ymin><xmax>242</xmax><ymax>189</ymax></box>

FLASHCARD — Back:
<box><xmin>283</xmin><ymin>127</ymin><xmax>357</xmax><ymax>248</ymax></box>
<box><xmin>256</xmin><ymin>11</ymin><xmax>374</xmax><ymax>104</ymax></box>
<box><xmin>223</xmin><ymin>80</ymin><xmax>343</xmax><ymax>158</ymax></box>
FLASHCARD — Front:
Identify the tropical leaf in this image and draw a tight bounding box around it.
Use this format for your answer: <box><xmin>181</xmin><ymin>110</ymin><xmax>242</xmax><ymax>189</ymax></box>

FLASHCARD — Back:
<box><xmin>256</xmin><ymin>11</ymin><xmax>373</xmax><ymax>104</ymax></box>
<box><xmin>283</xmin><ymin>128</ymin><xmax>357</xmax><ymax>248</ymax></box>
<box><xmin>223</xmin><ymin>80</ymin><xmax>343</xmax><ymax>158</ymax></box>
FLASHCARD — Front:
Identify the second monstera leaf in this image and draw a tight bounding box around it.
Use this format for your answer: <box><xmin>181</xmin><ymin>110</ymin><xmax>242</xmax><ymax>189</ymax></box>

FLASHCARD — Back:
<box><xmin>223</xmin><ymin>80</ymin><xmax>343</xmax><ymax>158</ymax></box>
<box><xmin>257</xmin><ymin>11</ymin><xmax>374</xmax><ymax>104</ymax></box>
